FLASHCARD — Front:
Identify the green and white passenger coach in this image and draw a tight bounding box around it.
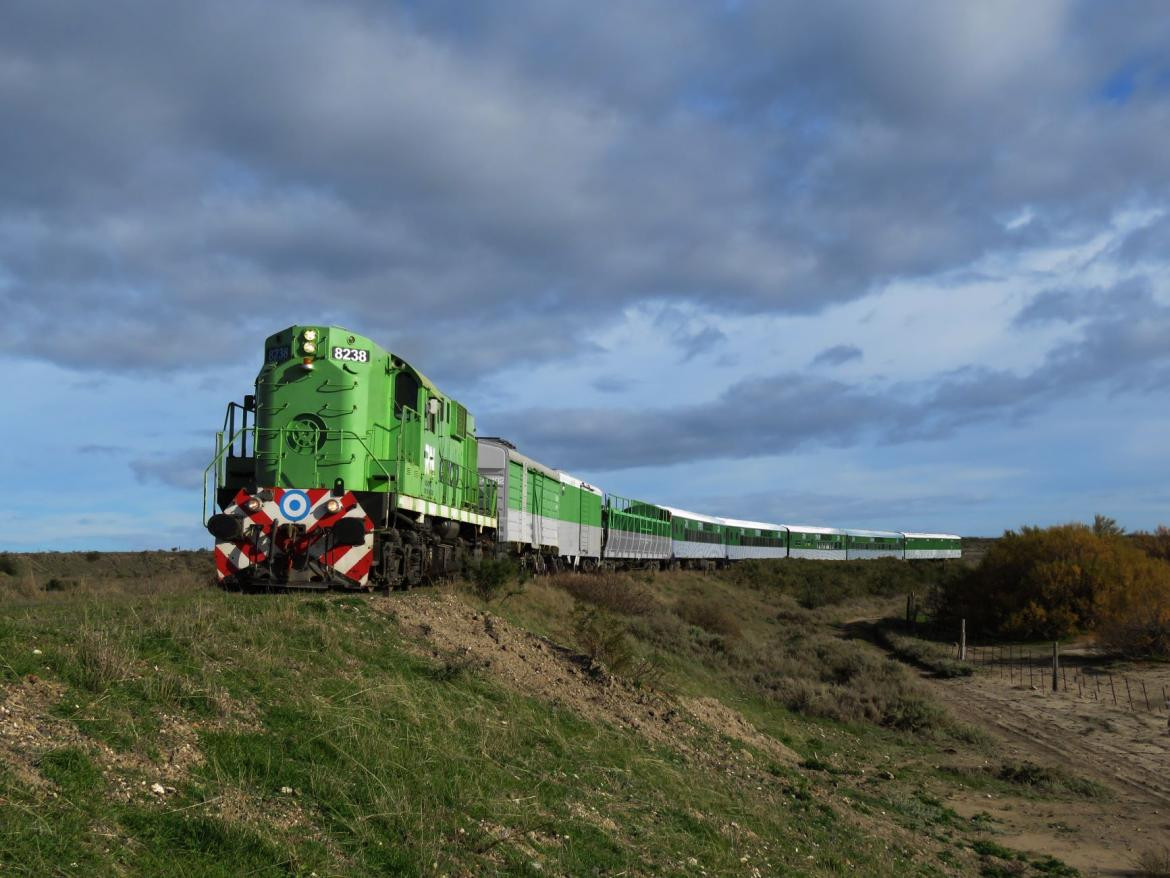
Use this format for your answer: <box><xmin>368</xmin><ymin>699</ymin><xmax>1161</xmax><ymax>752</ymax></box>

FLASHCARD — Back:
<box><xmin>477</xmin><ymin>437</ymin><xmax>604</xmax><ymax>571</ymax></box>
<box><xmin>205</xmin><ymin>324</ymin><xmax>960</xmax><ymax>589</ymax></box>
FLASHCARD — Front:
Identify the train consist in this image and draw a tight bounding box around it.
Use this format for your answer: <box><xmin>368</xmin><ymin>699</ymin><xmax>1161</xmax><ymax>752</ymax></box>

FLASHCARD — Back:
<box><xmin>204</xmin><ymin>325</ymin><xmax>960</xmax><ymax>589</ymax></box>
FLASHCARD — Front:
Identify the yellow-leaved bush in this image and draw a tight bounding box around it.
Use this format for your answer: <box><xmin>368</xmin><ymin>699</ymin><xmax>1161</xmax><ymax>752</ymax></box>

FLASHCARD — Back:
<box><xmin>933</xmin><ymin>522</ymin><xmax>1170</xmax><ymax>656</ymax></box>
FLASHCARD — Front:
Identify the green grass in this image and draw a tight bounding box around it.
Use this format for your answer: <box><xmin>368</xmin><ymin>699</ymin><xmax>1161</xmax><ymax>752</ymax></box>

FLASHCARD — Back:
<box><xmin>0</xmin><ymin>554</ymin><xmax>1089</xmax><ymax>876</ymax></box>
<box><xmin>870</xmin><ymin>621</ymin><xmax>975</xmax><ymax>678</ymax></box>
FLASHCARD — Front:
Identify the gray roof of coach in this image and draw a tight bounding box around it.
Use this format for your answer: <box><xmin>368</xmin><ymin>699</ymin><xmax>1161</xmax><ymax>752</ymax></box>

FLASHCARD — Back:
<box><xmin>843</xmin><ymin>528</ymin><xmax>903</xmax><ymax>538</ymax></box>
<box><xmin>716</xmin><ymin>516</ymin><xmax>787</xmax><ymax>531</ymax></box>
<box><xmin>659</xmin><ymin>505</ymin><xmax>725</xmax><ymax>526</ymax></box>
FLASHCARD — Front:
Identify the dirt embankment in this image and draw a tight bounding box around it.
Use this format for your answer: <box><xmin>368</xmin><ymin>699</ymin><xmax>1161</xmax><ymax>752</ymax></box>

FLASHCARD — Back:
<box><xmin>375</xmin><ymin>591</ymin><xmax>799</xmax><ymax>770</ymax></box>
<box><xmin>377</xmin><ymin>590</ymin><xmax>991</xmax><ymax>876</ymax></box>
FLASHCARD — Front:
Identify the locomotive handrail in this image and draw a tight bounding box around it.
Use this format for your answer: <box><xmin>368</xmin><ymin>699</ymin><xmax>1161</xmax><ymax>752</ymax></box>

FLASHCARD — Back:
<box><xmin>203</xmin><ymin>426</ymin><xmax>250</xmax><ymax>523</ymax></box>
<box><xmin>315</xmin><ymin>405</ymin><xmax>358</xmax><ymax>418</ymax></box>
<box><xmin>204</xmin><ymin>425</ymin><xmax>394</xmax><ymax>522</ymax></box>
<box><xmin>316</xmin><ymin>455</ymin><xmax>357</xmax><ymax>465</ymax></box>
<box><xmin>204</xmin><ymin>412</ymin><xmax>494</xmax><ymax>522</ymax></box>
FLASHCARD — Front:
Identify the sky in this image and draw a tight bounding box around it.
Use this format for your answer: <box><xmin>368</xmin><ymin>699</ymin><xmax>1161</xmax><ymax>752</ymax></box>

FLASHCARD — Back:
<box><xmin>3</xmin><ymin>0</ymin><xmax>1170</xmax><ymax>550</ymax></box>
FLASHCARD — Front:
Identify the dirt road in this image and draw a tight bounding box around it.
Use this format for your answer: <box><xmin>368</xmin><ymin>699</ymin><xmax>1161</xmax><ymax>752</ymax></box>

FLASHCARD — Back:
<box><xmin>925</xmin><ymin>665</ymin><xmax>1170</xmax><ymax>876</ymax></box>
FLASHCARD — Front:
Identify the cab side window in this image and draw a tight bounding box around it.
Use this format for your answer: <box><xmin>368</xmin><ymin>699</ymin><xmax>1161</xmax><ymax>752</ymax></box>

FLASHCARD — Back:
<box><xmin>394</xmin><ymin>371</ymin><xmax>420</xmax><ymax>418</ymax></box>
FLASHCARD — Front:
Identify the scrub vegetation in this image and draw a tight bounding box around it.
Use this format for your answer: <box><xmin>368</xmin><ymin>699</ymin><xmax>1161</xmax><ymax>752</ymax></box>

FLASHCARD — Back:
<box><xmin>931</xmin><ymin>517</ymin><xmax>1170</xmax><ymax>657</ymax></box>
<box><xmin>0</xmin><ymin>551</ymin><xmax>1095</xmax><ymax>876</ymax></box>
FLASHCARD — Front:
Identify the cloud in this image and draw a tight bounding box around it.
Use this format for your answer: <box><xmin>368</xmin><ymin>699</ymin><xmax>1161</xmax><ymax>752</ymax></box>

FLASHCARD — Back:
<box><xmin>2</xmin><ymin>0</ymin><xmax>1169</xmax><ymax>383</ymax></box>
<box><xmin>591</xmin><ymin>375</ymin><xmax>634</xmax><ymax>394</ymax></box>
<box><xmin>1013</xmin><ymin>289</ymin><xmax>1082</xmax><ymax>325</ymax></box>
<box><xmin>490</xmin><ymin>371</ymin><xmax>898</xmax><ymax>471</ymax></box>
<box><xmin>675</xmin><ymin>325</ymin><xmax>727</xmax><ymax>362</ymax></box>
<box><xmin>77</xmin><ymin>444</ymin><xmax>128</xmax><ymax>455</ymax></box>
<box><xmin>493</xmin><ymin>277</ymin><xmax>1170</xmax><ymax>471</ymax></box>
<box><xmin>810</xmin><ymin>344</ymin><xmax>863</xmax><ymax>367</ymax></box>
<box><xmin>129</xmin><ymin>448</ymin><xmax>209</xmax><ymax>491</ymax></box>
<box><xmin>895</xmin><ymin>278</ymin><xmax>1170</xmax><ymax>436</ymax></box>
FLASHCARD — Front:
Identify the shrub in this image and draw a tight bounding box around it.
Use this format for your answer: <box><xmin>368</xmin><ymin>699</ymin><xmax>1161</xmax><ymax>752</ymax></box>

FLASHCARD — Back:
<box><xmin>0</xmin><ymin>554</ymin><xmax>19</xmax><ymax>576</ymax></box>
<box><xmin>996</xmin><ymin>761</ymin><xmax>1106</xmax><ymax>799</ymax></box>
<box><xmin>1093</xmin><ymin>514</ymin><xmax>1125</xmax><ymax>538</ymax></box>
<box><xmin>1130</xmin><ymin>526</ymin><xmax>1170</xmax><ymax>563</ymax></box>
<box><xmin>1095</xmin><ymin>572</ymin><xmax>1170</xmax><ymax>658</ymax></box>
<box><xmin>873</xmin><ymin>624</ymin><xmax>973</xmax><ymax>678</ymax></box>
<box><xmin>466</xmin><ymin>557</ymin><xmax>527</xmax><ymax>602</ymax></box>
<box><xmin>674</xmin><ymin>595</ymin><xmax>741</xmax><ymax>639</ymax></box>
<box><xmin>551</xmin><ymin>571</ymin><xmax>657</xmax><ymax>616</ymax></box>
<box><xmin>626</xmin><ymin>654</ymin><xmax>667</xmax><ymax>690</ymax></box>
<box><xmin>724</xmin><ymin>557</ymin><xmax>964</xmax><ymax>608</ymax></box>
<box><xmin>571</xmin><ymin>603</ymin><xmax>634</xmax><ymax>674</ymax></box>
<box><xmin>882</xmin><ymin>696</ymin><xmax>944</xmax><ymax>733</ymax></box>
<box><xmin>747</xmin><ymin>630</ymin><xmax>948</xmax><ymax>735</ymax></box>
<box><xmin>932</xmin><ymin>521</ymin><xmax>1170</xmax><ymax>649</ymax></box>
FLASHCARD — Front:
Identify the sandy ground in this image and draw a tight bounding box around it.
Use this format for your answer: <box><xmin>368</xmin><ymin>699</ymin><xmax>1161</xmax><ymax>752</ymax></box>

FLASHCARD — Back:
<box><xmin>925</xmin><ymin>664</ymin><xmax>1170</xmax><ymax>876</ymax></box>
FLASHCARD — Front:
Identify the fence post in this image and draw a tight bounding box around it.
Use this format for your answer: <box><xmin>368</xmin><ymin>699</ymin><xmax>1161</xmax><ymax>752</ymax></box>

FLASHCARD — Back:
<box><xmin>960</xmin><ymin>619</ymin><xmax>967</xmax><ymax>661</ymax></box>
<box><xmin>1109</xmin><ymin>675</ymin><xmax>1117</xmax><ymax>705</ymax></box>
<box><xmin>1141</xmin><ymin>679</ymin><xmax>1150</xmax><ymax>712</ymax></box>
<box><xmin>1124</xmin><ymin>677</ymin><xmax>1134</xmax><ymax>711</ymax></box>
<box><xmin>1051</xmin><ymin>642</ymin><xmax>1059</xmax><ymax>693</ymax></box>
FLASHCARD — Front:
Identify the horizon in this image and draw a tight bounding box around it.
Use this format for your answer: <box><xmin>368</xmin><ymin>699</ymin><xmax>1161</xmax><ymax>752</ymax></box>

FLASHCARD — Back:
<box><xmin>3</xmin><ymin>1</ymin><xmax>1169</xmax><ymax>550</ymax></box>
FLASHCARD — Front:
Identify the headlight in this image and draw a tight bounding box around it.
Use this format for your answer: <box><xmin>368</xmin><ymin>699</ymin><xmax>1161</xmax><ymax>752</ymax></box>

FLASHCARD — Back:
<box><xmin>324</xmin><ymin>498</ymin><xmax>342</xmax><ymax>515</ymax></box>
<box><xmin>303</xmin><ymin>329</ymin><xmax>317</xmax><ymax>341</ymax></box>
<box><xmin>302</xmin><ymin>341</ymin><xmax>316</xmax><ymax>354</ymax></box>
<box><xmin>242</xmin><ymin>497</ymin><xmax>262</xmax><ymax>513</ymax></box>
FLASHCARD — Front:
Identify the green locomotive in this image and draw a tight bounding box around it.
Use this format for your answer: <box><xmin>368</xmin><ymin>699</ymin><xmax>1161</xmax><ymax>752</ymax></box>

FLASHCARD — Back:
<box><xmin>205</xmin><ymin>325</ymin><xmax>497</xmax><ymax>588</ymax></box>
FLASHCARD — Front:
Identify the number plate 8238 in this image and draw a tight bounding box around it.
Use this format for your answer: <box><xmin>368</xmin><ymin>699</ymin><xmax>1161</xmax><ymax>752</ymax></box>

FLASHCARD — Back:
<box><xmin>331</xmin><ymin>346</ymin><xmax>369</xmax><ymax>363</ymax></box>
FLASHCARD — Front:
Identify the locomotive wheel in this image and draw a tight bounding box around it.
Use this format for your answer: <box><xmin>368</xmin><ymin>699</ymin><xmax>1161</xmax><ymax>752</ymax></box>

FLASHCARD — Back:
<box><xmin>375</xmin><ymin>530</ymin><xmax>405</xmax><ymax>591</ymax></box>
<box><xmin>404</xmin><ymin>544</ymin><xmax>423</xmax><ymax>588</ymax></box>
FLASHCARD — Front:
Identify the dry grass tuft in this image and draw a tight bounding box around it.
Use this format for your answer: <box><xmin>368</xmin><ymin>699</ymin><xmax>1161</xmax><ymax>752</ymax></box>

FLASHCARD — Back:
<box><xmin>1135</xmin><ymin>848</ymin><xmax>1170</xmax><ymax>878</ymax></box>
<box><xmin>674</xmin><ymin>595</ymin><xmax>742</xmax><ymax>639</ymax></box>
<box><xmin>69</xmin><ymin>625</ymin><xmax>135</xmax><ymax>693</ymax></box>
<box><xmin>551</xmin><ymin>571</ymin><xmax>658</xmax><ymax>616</ymax></box>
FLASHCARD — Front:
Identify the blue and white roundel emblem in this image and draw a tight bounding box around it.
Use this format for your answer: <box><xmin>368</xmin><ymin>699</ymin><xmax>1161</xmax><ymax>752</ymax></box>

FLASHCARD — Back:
<box><xmin>278</xmin><ymin>490</ymin><xmax>311</xmax><ymax>522</ymax></box>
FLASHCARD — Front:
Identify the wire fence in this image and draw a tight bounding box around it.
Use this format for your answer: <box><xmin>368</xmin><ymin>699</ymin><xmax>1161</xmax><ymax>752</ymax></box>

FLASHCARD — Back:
<box><xmin>956</xmin><ymin>640</ymin><xmax>1170</xmax><ymax>717</ymax></box>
